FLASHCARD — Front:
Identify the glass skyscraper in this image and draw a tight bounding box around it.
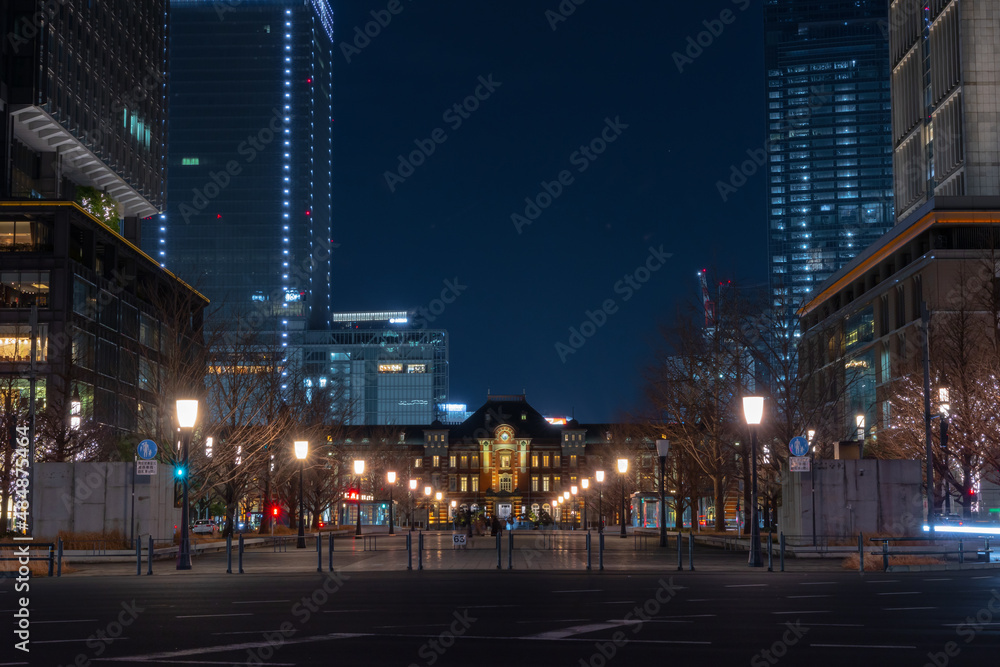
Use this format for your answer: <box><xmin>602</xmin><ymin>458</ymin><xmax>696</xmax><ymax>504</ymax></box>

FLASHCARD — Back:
<box><xmin>764</xmin><ymin>0</ymin><xmax>894</xmax><ymax>307</ymax></box>
<box><xmin>158</xmin><ymin>0</ymin><xmax>335</xmax><ymax>332</ymax></box>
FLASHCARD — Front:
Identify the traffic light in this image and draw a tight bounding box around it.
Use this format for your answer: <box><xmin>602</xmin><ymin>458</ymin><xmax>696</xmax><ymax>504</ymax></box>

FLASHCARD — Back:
<box><xmin>175</xmin><ymin>465</ymin><xmax>185</xmax><ymax>479</ymax></box>
<box><xmin>272</xmin><ymin>507</ymin><xmax>279</xmax><ymax>517</ymax></box>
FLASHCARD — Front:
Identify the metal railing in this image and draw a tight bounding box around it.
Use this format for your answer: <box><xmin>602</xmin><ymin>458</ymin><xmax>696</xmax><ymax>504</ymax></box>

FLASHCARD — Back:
<box><xmin>0</xmin><ymin>543</ymin><xmax>56</xmax><ymax>577</ymax></box>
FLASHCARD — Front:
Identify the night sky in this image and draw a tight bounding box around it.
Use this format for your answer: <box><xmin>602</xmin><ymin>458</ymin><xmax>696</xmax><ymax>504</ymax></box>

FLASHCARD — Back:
<box><xmin>330</xmin><ymin>0</ymin><xmax>766</xmax><ymax>421</ymax></box>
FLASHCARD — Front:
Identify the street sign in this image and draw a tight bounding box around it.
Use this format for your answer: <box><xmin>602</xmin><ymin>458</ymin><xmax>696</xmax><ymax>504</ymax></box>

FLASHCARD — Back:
<box><xmin>789</xmin><ymin>456</ymin><xmax>810</xmax><ymax>472</ymax></box>
<box><xmin>789</xmin><ymin>436</ymin><xmax>809</xmax><ymax>457</ymax></box>
<box><xmin>137</xmin><ymin>439</ymin><xmax>157</xmax><ymax>460</ymax></box>
<box><xmin>136</xmin><ymin>460</ymin><xmax>157</xmax><ymax>475</ymax></box>
<box><xmin>453</xmin><ymin>533</ymin><xmax>467</xmax><ymax>549</ymax></box>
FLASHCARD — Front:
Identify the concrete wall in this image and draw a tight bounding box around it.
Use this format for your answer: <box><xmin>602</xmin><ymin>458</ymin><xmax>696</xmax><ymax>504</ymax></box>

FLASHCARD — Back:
<box><xmin>34</xmin><ymin>462</ymin><xmax>181</xmax><ymax>541</ymax></box>
<box><xmin>779</xmin><ymin>459</ymin><xmax>924</xmax><ymax>539</ymax></box>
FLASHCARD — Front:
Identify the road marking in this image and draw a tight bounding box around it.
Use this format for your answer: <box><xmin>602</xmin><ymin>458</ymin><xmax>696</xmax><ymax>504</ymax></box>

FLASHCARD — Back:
<box><xmin>811</xmin><ymin>644</ymin><xmax>915</xmax><ymax>649</ymax></box>
<box><xmin>726</xmin><ymin>584</ymin><xmax>768</xmax><ymax>588</ymax></box>
<box><xmin>942</xmin><ymin>622</ymin><xmax>1000</xmax><ymax>627</ymax></box>
<box><xmin>33</xmin><ymin>619</ymin><xmax>99</xmax><ymax>624</ymax></box>
<box><xmin>96</xmin><ymin>632</ymin><xmax>371</xmax><ymax>662</ymax></box>
<box><xmin>883</xmin><ymin>607</ymin><xmax>936</xmax><ymax>611</ymax></box>
<box><xmin>772</xmin><ymin>611</ymin><xmax>830</xmax><ymax>615</ymax></box>
<box><xmin>787</xmin><ymin>595</ymin><xmax>830</xmax><ymax>599</ymax></box>
<box><xmin>971</xmin><ymin>576</ymin><xmax>994</xmax><ymax>580</ymax></box>
<box><xmin>175</xmin><ymin>613</ymin><xmax>253</xmax><ymax>619</ymax></box>
<box><xmin>876</xmin><ymin>592</ymin><xmax>920</xmax><ymax>596</ymax></box>
<box><xmin>552</xmin><ymin>589</ymin><xmax>603</xmax><ymax>593</ymax></box>
<box><xmin>232</xmin><ymin>600</ymin><xmax>290</xmax><ymax>605</ymax></box>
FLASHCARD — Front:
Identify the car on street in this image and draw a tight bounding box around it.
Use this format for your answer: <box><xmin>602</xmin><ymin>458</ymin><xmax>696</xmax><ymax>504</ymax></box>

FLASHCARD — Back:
<box><xmin>191</xmin><ymin>520</ymin><xmax>218</xmax><ymax>534</ymax></box>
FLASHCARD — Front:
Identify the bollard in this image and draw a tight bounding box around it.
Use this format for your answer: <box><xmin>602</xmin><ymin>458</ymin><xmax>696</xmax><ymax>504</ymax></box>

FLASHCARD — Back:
<box><xmin>508</xmin><ymin>530</ymin><xmax>513</xmax><ymax>570</ymax></box>
<box><xmin>780</xmin><ymin>532</ymin><xmax>785</xmax><ymax>572</ymax></box>
<box><xmin>407</xmin><ymin>532</ymin><xmax>412</xmax><ymax>571</ymax></box>
<box><xmin>226</xmin><ymin>535</ymin><xmax>232</xmax><ymax>574</ymax></box>
<box><xmin>882</xmin><ymin>539</ymin><xmax>889</xmax><ymax>572</ymax></box>
<box><xmin>599</xmin><ymin>531</ymin><xmax>605</xmax><ymax>571</ymax></box>
<box><xmin>496</xmin><ymin>532</ymin><xmax>501</xmax><ymax>570</ymax></box>
<box><xmin>677</xmin><ymin>531</ymin><xmax>683</xmax><ymax>571</ymax></box>
<box><xmin>767</xmin><ymin>532</ymin><xmax>773</xmax><ymax>572</ymax></box>
<box><xmin>858</xmin><ymin>532</ymin><xmax>864</xmax><ymax>575</ymax></box>
<box><xmin>136</xmin><ymin>537</ymin><xmax>141</xmax><ymax>576</ymax></box>
<box><xmin>586</xmin><ymin>531</ymin><xmax>592</xmax><ymax>571</ymax></box>
<box><xmin>57</xmin><ymin>538</ymin><xmax>63</xmax><ymax>577</ymax></box>
<box><xmin>959</xmin><ymin>539</ymin><xmax>964</xmax><ymax>565</ymax></box>
<box><xmin>147</xmin><ymin>535</ymin><xmax>153</xmax><ymax>576</ymax></box>
<box><xmin>47</xmin><ymin>545</ymin><xmax>53</xmax><ymax>577</ymax></box>
<box><xmin>688</xmin><ymin>532</ymin><xmax>694</xmax><ymax>571</ymax></box>
<box><xmin>238</xmin><ymin>533</ymin><xmax>245</xmax><ymax>574</ymax></box>
<box><xmin>329</xmin><ymin>533</ymin><xmax>334</xmax><ymax>572</ymax></box>
<box><xmin>418</xmin><ymin>531</ymin><xmax>424</xmax><ymax>571</ymax></box>
<box><xmin>317</xmin><ymin>534</ymin><xmax>322</xmax><ymax>573</ymax></box>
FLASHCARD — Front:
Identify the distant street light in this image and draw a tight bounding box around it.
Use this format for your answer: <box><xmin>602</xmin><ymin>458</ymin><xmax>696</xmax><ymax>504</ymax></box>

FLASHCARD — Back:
<box><xmin>656</xmin><ymin>439</ymin><xmax>670</xmax><ymax>547</ymax></box>
<box><xmin>595</xmin><ymin>470</ymin><xmax>605</xmax><ymax>533</ymax></box>
<box><xmin>424</xmin><ymin>485</ymin><xmax>432</xmax><ymax>529</ymax></box>
<box><xmin>617</xmin><ymin>458</ymin><xmax>628</xmax><ymax>538</ymax></box>
<box><xmin>387</xmin><ymin>471</ymin><xmax>396</xmax><ymax>535</ymax></box>
<box><xmin>581</xmin><ymin>478</ymin><xmax>590</xmax><ymax>530</ymax></box>
<box><xmin>354</xmin><ymin>459</ymin><xmax>365</xmax><ymax>537</ymax></box>
<box><xmin>294</xmin><ymin>440</ymin><xmax>308</xmax><ymax>548</ymax></box>
<box><xmin>743</xmin><ymin>396</ymin><xmax>764</xmax><ymax>568</ymax></box>
<box><xmin>175</xmin><ymin>398</ymin><xmax>199</xmax><ymax>570</ymax></box>
<box><xmin>408</xmin><ymin>478</ymin><xmax>417</xmax><ymax>531</ymax></box>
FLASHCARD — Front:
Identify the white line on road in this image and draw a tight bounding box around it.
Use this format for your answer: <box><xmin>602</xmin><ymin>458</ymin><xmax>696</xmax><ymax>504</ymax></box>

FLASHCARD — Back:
<box><xmin>811</xmin><ymin>644</ymin><xmax>915</xmax><ymax>649</ymax></box>
<box><xmin>175</xmin><ymin>613</ymin><xmax>253</xmax><ymax>619</ymax></box>
<box><xmin>942</xmin><ymin>622</ymin><xmax>1000</xmax><ymax>627</ymax></box>
<box><xmin>95</xmin><ymin>632</ymin><xmax>371</xmax><ymax>662</ymax></box>
<box><xmin>526</xmin><ymin>621</ymin><xmax>639</xmax><ymax>640</ymax></box>
<box><xmin>231</xmin><ymin>600</ymin><xmax>290</xmax><ymax>605</ymax></box>
<box><xmin>971</xmin><ymin>576</ymin><xmax>994</xmax><ymax>580</ymax></box>
<box><xmin>876</xmin><ymin>592</ymin><xmax>921</xmax><ymax>596</ymax></box>
<box><xmin>883</xmin><ymin>607</ymin><xmax>936</xmax><ymax>611</ymax></box>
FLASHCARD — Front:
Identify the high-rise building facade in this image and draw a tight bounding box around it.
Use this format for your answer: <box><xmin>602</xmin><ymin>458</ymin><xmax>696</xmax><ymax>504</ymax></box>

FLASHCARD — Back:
<box><xmin>891</xmin><ymin>0</ymin><xmax>1000</xmax><ymax>221</ymax></box>
<box><xmin>765</xmin><ymin>0</ymin><xmax>894</xmax><ymax>307</ymax></box>
<box><xmin>295</xmin><ymin>311</ymin><xmax>449</xmax><ymax>425</ymax></box>
<box><xmin>162</xmin><ymin>0</ymin><xmax>335</xmax><ymax>331</ymax></box>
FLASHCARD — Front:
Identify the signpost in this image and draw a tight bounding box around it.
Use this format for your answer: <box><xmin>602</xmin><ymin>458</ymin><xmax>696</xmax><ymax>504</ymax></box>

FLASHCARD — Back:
<box><xmin>136</xmin><ymin>460</ymin><xmax>158</xmax><ymax>475</ymax></box>
<box><xmin>789</xmin><ymin>457</ymin><xmax>810</xmax><ymax>472</ymax></box>
<box><xmin>133</xmin><ymin>440</ymin><xmax>158</xmax><ymax>546</ymax></box>
<box><xmin>137</xmin><ymin>439</ymin><xmax>157</xmax><ymax>460</ymax></box>
<box><xmin>789</xmin><ymin>436</ymin><xmax>809</xmax><ymax>458</ymax></box>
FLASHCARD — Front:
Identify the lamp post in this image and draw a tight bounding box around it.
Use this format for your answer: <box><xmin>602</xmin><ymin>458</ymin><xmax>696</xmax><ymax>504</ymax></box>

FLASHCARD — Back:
<box><xmin>939</xmin><ymin>388</ymin><xmax>950</xmax><ymax>516</ymax></box>
<box><xmin>581</xmin><ymin>478</ymin><xmax>589</xmax><ymax>530</ymax></box>
<box><xmin>556</xmin><ymin>497</ymin><xmax>563</xmax><ymax>529</ymax></box>
<box><xmin>175</xmin><ymin>398</ymin><xmax>198</xmax><ymax>570</ymax></box>
<box><xmin>354</xmin><ymin>459</ymin><xmax>365</xmax><ymax>537</ymax></box>
<box><xmin>656</xmin><ymin>440</ymin><xmax>670</xmax><ymax>547</ymax></box>
<box><xmin>450</xmin><ymin>499</ymin><xmax>457</xmax><ymax>527</ymax></box>
<box><xmin>294</xmin><ymin>440</ymin><xmax>308</xmax><ymax>548</ymax></box>
<box><xmin>424</xmin><ymin>485</ymin><xmax>432</xmax><ymax>529</ymax></box>
<box><xmin>595</xmin><ymin>470</ymin><xmax>605</xmax><ymax>533</ymax></box>
<box><xmin>571</xmin><ymin>485</ymin><xmax>578</xmax><ymax>529</ymax></box>
<box><xmin>617</xmin><ymin>458</ymin><xmax>628</xmax><ymax>538</ymax></box>
<box><xmin>435</xmin><ymin>491</ymin><xmax>442</xmax><ymax>529</ymax></box>
<box><xmin>856</xmin><ymin>414</ymin><xmax>865</xmax><ymax>458</ymax></box>
<box><xmin>807</xmin><ymin>429</ymin><xmax>816</xmax><ymax>547</ymax></box>
<box><xmin>743</xmin><ymin>396</ymin><xmax>764</xmax><ymax>568</ymax></box>
<box><xmin>408</xmin><ymin>478</ymin><xmax>417</xmax><ymax>531</ymax></box>
<box><xmin>387</xmin><ymin>471</ymin><xmax>396</xmax><ymax>535</ymax></box>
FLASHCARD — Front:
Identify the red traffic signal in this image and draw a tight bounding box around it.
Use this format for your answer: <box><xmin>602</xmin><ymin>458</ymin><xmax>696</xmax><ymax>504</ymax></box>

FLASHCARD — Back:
<box><xmin>347</xmin><ymin>489</ymin><xmax>358</xmax><ymax>501</ymax></box>
<box><xmin>272</xmin><ymin>507</ymin><xmax>279</xmax><ymax>516</ymax></box>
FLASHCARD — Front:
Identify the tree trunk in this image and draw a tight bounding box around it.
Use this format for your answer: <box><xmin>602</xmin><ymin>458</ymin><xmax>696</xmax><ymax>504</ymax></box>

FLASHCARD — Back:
<box><xmin>713</xmin><ymin>475</ymin><xmax>726</xmax><ymax>532</ymax></box>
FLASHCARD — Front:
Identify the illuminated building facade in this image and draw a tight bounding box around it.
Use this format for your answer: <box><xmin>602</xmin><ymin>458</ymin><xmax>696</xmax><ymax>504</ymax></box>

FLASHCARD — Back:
<box><xmin>161</xmin><ymin>1</ymin><xmax>335</xmax><ymax>331</ymax></box>
<box><xmin>294</xmin><ymin>311</ymin><xmax>448</xmax><ymax>425</ymax></box>
<box><xmin>765</xmin><ymin>0</ymin><xmax>894</xmax><ymax>307</ymax></box>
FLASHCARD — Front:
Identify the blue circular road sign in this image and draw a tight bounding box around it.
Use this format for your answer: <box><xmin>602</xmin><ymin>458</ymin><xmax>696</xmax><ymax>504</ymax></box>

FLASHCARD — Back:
<box><xmin>789</xmin><ymin>436</ymin><xmax>809</xmax><ymax>457</ymax></box>
<box><xmin>137</xmin><ymin>439</ymin><xmax>158</xmax><ymax>460</ymax></box>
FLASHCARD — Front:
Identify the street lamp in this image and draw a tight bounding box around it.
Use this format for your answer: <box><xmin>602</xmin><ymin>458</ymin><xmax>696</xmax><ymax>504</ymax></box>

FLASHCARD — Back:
<box><xmin>571</xmin><ymin>485</ymin><xmax>578</xmax><ymax>529</ymax></box>
<box><xmin>656</xmin><ymin>439</ymin><xmax>670</xmax><ymax>547</ymax></box>
<box><xmin>408</xmin><ymin>479</ymin><xmax>417</xmax><ymax>531</ymax></box>
<box><xmin>424</xmin><ymin>485</ymin><xmax>432</xmax><ymax>529</ymax></box>
<box><xmin>617</xmin><ymin>458</ymin><xmax>628</xmax><ymax>538</ymax></box>
<box><xmin>387</xmin><ymin>471</ymin><xmax>396</xmax><ymax>535</ymax></box>
<box><xmin>175</xmin><ymin>398</ymin><xmax>198</xmax><ymax>570</ymax></box>
<box><xmin>581</xmin><ymin>478</ymin><xmax>589</xmax><ymax>530</ymax></box>
<box><xmin>435</xmin><ymin>491</ymin><xmax>443</xmax><ymax>528</ymax></box>
<box><xmin>595</xmin><ymin>470</ymin><xmax>605</xmax><ymax>533</ymax></box>
<box><xmin>856</xmin><ymin>414</ymin><xmax>865</xmax><ymax>458</ymax></box>
<box><xmin>354</xmin><ymin>459</ymin><xmax>365</xmax><ymax>537</ymax></box>
<box><xmin>743</xmin><ymin>396</ymin><xmax>764</xmax><ymax>568</ymax></box>
<box><xmin>556</xmin><ymin>497</ymin><xmax>563</xmax><ymax>529</ymax></box>
<box><xmin>939</xmin><ymin>388</ymin><xmax>951</xmax><ymax>515</ymax></box>
<box><xmin>294</xmin><ymin>440</ymin><xmax>308</xmax><ymax>548</ymax></box>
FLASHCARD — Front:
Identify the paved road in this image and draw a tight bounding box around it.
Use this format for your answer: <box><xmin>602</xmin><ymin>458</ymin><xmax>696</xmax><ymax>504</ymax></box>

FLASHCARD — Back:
<box><xmin>10</xmin><ymin>566</ymin><xmax>1000</xmax><ymax>666</ymax></box>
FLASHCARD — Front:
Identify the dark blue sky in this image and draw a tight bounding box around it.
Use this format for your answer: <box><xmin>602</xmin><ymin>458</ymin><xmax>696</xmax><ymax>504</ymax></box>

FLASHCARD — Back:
<box><xmin>330</xmin><ymin>0</ymin><xmax>766</xmax><ymax>421</ymax></box>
